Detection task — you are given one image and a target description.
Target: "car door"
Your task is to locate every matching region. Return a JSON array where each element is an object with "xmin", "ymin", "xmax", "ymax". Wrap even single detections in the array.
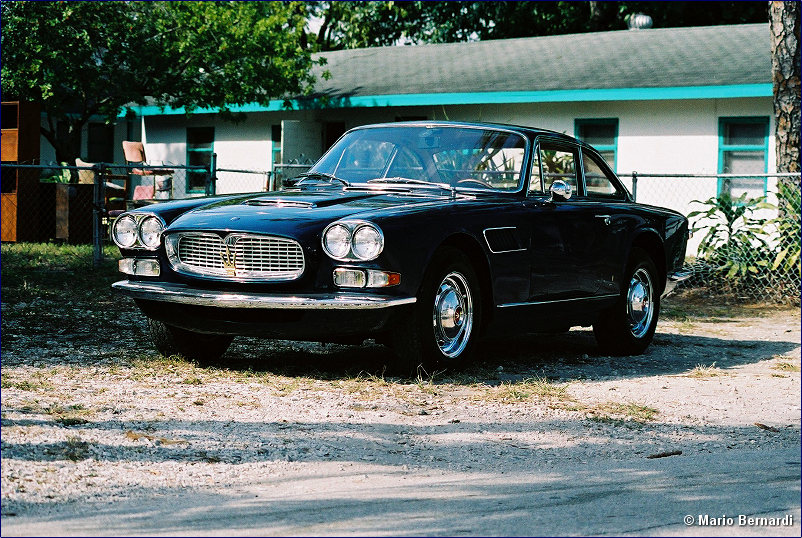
[
  {"xmin": 525, "ymin": 139, "xmax": 600, "ymax": 301},
  {"xmin": 576, "ymin": 147, "xmax": 633, "ymax": 296}
]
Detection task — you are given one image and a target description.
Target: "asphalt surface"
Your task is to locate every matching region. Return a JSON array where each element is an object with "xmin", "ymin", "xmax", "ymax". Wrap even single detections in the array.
[{"xmin": 3, "ymin": 447, "xmax": 799, "ymax": 536}]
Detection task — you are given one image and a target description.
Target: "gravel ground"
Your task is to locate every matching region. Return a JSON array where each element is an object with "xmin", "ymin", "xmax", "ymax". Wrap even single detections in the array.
[{"xmin": 1, "ymin": 290, "xmax": 800, "ymax": 535}]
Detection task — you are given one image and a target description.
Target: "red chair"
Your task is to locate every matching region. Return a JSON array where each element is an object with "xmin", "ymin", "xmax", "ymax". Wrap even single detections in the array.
[{"xmin": 122, "ymin": 141, "xmax": 174, "ymax": 202}]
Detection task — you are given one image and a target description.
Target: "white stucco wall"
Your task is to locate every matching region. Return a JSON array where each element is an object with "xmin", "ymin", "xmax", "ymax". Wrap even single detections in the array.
[{"xmin": 131, "ymin": 96, "xmax": 775, "ymax": 252}]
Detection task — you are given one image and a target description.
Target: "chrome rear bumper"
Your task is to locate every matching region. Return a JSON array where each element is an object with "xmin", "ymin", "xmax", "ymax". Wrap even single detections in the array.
[{"xmin": 112, "ymin": 280, "xmax": 416, "ymax": 310}]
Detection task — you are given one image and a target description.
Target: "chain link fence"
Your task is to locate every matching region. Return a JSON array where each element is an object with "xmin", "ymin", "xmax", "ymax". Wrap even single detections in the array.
[
  {"xmin": 2, "ymin": 160, "xmax": 799, "ymax": 304},
  {"xmin": 626, "ymin": 172, "xmax": 801, "ymax": 305}
]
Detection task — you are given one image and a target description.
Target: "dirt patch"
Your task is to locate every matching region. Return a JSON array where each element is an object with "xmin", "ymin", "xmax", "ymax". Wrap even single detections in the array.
[{"xmin": 1, "ymin": 249, "xmax": 800, "ymax": 534}]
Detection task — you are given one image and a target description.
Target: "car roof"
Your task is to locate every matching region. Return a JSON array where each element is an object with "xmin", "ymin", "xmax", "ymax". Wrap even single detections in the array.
[{"xmin": 349, "ymin": 120, "xmax": 579, "ymax": 145}]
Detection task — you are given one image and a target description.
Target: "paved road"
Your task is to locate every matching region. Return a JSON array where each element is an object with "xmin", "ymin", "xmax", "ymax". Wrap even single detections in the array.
[{"xmin": 4, "ymin": 447, "xmax": 799, "ymax": 536}]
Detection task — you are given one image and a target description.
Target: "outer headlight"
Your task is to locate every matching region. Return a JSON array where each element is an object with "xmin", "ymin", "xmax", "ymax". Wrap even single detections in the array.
[
  {"xmin": 138, "ymin": 216, "xmax": 164, "ymax": 249},
  {"xmin": 351, "ymin": 224, "xmax": 383, "ymax": 260},
  {"xmin": 112, "ymin": 215, "xmax": 138, "ymax": 248},
  {"xmin": 323, "ymin": 224, "xmax": 352, "ymax": 259}
]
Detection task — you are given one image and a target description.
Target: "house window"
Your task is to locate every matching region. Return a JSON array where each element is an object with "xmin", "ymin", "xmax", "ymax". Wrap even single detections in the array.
[
  {"xmin": 271, "ymin": 124, "xmax": 282, "ymax": 166},
  {"xmin": 718, "ymin": 117, "xmax": 769, "ymax": 199},
  {"xmin": 187, "ymin": 127, "xmax": 214, "ymax": 193},
  {"xmin": 87, "ymin": 122, "xmax": 114, "ymax": 162},
  {"xmin": 575, "ymin": 119, "xmax": 618, "ymax": 171}
]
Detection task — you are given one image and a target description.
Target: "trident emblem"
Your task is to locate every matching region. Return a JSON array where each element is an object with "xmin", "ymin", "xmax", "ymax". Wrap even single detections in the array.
[{"xmin": 221, "ymin": 245, "xmax": 237, "ymax": 276}]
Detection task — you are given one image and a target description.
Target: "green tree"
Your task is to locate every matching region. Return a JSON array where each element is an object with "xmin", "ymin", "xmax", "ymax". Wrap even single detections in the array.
[
  {"xmin": 1, "ymin": 1, "xmax": 322, "ymax": 164},
  {"xmin": 310, "ymin": 1, "xmax": 767, "ymax": 50}
]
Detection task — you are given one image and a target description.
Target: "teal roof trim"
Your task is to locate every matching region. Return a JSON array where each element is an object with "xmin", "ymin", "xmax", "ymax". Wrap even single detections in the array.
[{"xmin": 125, "ymin": 83, "xmax": 772, "ymax": 117}]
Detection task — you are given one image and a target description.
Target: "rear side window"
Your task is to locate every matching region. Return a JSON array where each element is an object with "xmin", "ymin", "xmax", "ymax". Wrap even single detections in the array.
[{"xmin": 582, "ymin": 151, "xmax": 624, "ymax": 199}]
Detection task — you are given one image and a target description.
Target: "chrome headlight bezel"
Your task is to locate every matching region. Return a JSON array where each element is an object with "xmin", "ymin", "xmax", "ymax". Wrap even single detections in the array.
[
  {"xmin": 322, "ymin": 220, "xmax": 384, "ymax": 262},
  {"xmin": 111, "ymin": 212, "xmax": 165, "ymax": 250}
]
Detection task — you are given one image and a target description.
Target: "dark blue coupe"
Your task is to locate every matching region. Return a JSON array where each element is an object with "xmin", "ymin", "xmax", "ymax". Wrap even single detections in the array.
[{"xmin": 112, "ymin": 121, "xmax": 689, "ymax": 372}]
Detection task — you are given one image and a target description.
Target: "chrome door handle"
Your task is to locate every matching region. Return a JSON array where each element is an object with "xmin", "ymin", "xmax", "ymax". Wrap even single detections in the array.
[{"xmin": 595, "ymin": 215, "xmax": 611, "ymax": 225}]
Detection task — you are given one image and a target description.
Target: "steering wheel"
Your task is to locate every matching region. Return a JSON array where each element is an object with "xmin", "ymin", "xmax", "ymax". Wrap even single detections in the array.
[{"xmin": 456, "ymin": 178, "xmax": 493, "ymax": 188}]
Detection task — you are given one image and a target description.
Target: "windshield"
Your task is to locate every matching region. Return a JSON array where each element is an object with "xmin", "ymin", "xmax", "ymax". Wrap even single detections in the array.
[{"xmin": 308, "ymin": 125, "xmax": 527, "ymax": 191}]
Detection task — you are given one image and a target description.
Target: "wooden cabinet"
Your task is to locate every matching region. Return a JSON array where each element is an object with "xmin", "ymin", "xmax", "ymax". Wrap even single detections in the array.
[{"xmin": 2, "ymin": 100, "xmax": 41, "ymax": 242}]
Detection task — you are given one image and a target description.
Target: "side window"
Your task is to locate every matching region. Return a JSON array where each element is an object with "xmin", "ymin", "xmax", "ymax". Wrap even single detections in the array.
[
  {"xmin": 583, "ymin": 151, "xmax": 623, "ymax": 199},
  {"xmin": 539, "ymin": 144, "xmax": 578, "ymax": 195}
]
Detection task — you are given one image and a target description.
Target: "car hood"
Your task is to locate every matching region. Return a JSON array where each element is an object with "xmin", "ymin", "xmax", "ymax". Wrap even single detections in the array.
[{"xmin": 164, "ymin": 189, "xmax": 453, "ymax": 236}]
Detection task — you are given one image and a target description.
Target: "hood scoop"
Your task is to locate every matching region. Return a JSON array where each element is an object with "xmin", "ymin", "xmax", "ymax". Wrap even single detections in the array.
[{"xmin": 243, "ymin": 199, "xmax": 315, "ymax": 208}]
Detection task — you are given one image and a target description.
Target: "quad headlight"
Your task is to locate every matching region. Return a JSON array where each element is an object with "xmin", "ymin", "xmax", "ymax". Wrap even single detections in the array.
[
  {"xmin": 111, "ymin": 213, "xmax": 165, "ymax": 250},
  {"xmin": 138, "ymin": 216, "xmax": 164, "ymax": 248},
  {"xmin": 322, "ymin": 221, "xmax": 384, "ymax": 261},
  {"xmin": 112, "ymin": 215, "xmax": 138, "ymax": 248}
]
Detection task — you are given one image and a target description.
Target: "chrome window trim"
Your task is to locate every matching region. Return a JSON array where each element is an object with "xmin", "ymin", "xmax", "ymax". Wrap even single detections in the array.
[
  {"xmin": 165, "ymin": 231, "xmax": 305, "ymax": 282},
  {"xmin": 482, "ymin": 226, "xmax": 526, "ymax": 254}
]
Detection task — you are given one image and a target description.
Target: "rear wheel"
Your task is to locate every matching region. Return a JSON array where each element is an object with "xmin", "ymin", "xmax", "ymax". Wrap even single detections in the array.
[
  {"xmin": 593, "ymin": 247, "xmax": 660, "ymax": 355},
  {"xmin": 147, "ymin": 318, "xmax": 233, "ymax": 363},
  {"xmin": 390, "ymin": 247, "xmax": 481, "ymax": 375}
]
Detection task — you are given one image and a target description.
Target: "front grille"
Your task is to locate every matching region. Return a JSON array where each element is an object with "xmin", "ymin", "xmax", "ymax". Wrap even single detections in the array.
[{"xmin": 167, "ymin": 232, "xmax": 305, "ymax": 281}]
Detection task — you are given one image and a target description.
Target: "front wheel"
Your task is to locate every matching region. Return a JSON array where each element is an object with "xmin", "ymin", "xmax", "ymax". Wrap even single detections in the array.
[
  {"xmin": 593, "ymin": 248, "xmax": 660, "ymax": 355},
  {"xmin": 390, "ymin": 247, "xmax": 481, "ymax": 375},
  {"xmin": 147, "ymin": 318, "xmax": 233, "ymax": 363}
]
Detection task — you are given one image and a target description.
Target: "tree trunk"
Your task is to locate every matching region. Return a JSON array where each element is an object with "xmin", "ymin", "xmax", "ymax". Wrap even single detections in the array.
[{"xmin": 770, "ymin": 1, "xmax": 800, "ymax": 177}]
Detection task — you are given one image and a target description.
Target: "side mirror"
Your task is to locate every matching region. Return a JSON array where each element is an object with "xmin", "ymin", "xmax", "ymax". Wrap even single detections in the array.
[{"xmin": 549, "ymin": 180, "xmax": 572, "ymax": 201}]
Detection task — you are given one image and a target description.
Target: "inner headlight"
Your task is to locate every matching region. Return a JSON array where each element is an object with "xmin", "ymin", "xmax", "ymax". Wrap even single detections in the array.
[
  {"xmin": 352, "ymin": 224, "xmax": 383, "ymax": 260},
  {"xmin": 112, "ymin": 215, "xmax": 137, "ymax": 248},
  {"xmin": 323, "ymin": 224, "xmax": 352, "ymax": 259},
  {"xmin": 138, "ymin": 216, "xmax": 164, "ymax": 249}
]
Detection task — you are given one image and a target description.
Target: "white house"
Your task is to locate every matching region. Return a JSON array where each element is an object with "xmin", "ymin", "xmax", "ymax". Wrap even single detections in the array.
[{"xmin": 42, "ymin": 22, "xmax": 776, "ymax": 246}]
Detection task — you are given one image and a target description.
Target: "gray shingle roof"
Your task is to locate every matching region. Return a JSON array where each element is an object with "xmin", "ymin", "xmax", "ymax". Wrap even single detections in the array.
[{"xmin": 312, "ymin": 23, "xmax": 769, "ymax": 97}]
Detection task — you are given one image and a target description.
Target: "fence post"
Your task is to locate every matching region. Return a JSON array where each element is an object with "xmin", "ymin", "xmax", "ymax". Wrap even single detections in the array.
[
  {"xmin": 92, "ymin": 164, "xmax": 105, "ymax": 268},
  {"xmin": 632, "ymin": 171, "xmax": 638, "ymax": 202}
]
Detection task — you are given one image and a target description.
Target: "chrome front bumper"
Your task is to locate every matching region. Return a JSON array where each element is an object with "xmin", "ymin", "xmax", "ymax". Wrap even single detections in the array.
[
  {"xmin": 112, "ymin": 280, "xmax": 417, "ymax": 310},
  {"xmin": 662, "ymin": 270, "xmax": 692, "ymax": 297}
]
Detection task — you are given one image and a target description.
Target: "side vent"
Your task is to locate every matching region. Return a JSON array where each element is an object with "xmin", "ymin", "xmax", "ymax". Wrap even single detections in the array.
[{"xmin": 483, "ymin": 227, "xmax": 524, "ymax": 253}]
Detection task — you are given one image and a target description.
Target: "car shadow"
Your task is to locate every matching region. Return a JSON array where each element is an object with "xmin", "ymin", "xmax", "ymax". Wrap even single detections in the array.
[{"xmin": 216, "ymin": 326, "xmax": 798, "ymax": 384}]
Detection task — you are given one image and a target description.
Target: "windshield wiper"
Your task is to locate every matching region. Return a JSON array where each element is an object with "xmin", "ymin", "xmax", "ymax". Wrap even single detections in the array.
[
  {"xmin": 295, "ymin": 171, "xmax": 350, "ymax": 186},
  {"xmin": 367, "ymin": 177, "xmax": 452, "ymax": 191}
]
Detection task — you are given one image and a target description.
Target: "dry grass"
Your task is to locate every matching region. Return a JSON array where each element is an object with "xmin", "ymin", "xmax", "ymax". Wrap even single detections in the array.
[
  {"xmin": 586, "ymin": 401, "xmax": 659, "ymax": 424},
  {"xmin": 686, "ymin": 363, "xmax": 730, "ymax": 378},
  {"xmin": 772, "ymin": 361, "xmax": 800, "ymax": 373}
]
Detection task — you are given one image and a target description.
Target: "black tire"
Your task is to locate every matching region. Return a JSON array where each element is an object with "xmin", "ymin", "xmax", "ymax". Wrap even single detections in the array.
[
  {"xmin": 390, "ymin": 247, "xmax": 481, "ymax": 375},
  {"xmin": 593, "ymin": 247, "xmax": 660, "ymax": 355},
  {"xmin": 147, "ymin": 318, "xmax": 233, "ymax": 363}
]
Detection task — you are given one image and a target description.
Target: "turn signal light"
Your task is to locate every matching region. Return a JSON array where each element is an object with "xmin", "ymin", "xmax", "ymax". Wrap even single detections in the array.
[
  {"xmin": 333, "ymin": 268, "xmax": 400, "ymax": 288},
  {"xmin": 119, "ymin": 258, "xmax": 161, "ymax": 277}
]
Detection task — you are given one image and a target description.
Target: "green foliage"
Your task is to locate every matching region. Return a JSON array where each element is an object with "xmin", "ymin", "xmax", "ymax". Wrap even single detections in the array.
[
  {"xmin": 688, "ymin": 193, "xmax": 771, "ymax": 280},
  {"xmin": 1, "ymin": 1, "xmax": 322, "ymax": 163},
  {"xmin": 765, "ymin": 181, "xmax": 801, "ymax": 274},
  {"xmin": 309, "ymin": 1, "xmax": 767, "ymax": 50}
]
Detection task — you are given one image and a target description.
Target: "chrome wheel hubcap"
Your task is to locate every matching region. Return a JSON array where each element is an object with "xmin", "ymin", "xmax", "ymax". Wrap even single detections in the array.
[
  {"xmin": 627, "ymin": 268, "xmax": 654, "ymax": 338},
  {"xmin": 433, "ymin": 272, "xmax": 473, "ymax": 358}
]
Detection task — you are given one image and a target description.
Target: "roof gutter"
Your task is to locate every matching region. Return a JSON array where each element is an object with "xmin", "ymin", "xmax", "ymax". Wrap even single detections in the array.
[{"xmin": 122, "ymin": 83, "xmax": 772, "ymax": 117}]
